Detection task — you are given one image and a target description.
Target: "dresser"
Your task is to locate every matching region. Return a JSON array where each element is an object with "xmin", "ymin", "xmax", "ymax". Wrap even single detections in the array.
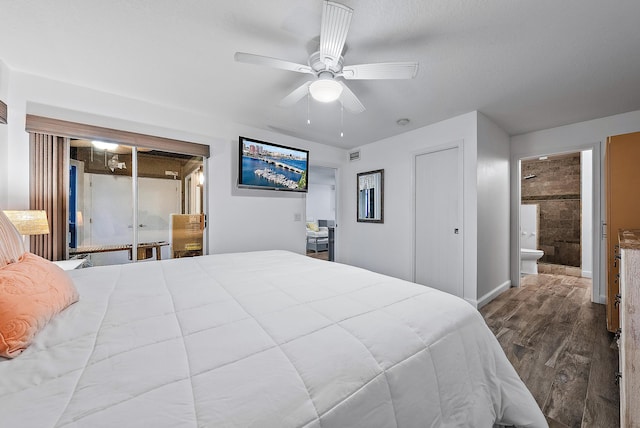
[
  {"xmin": 605, "ymin": 131, "xmax": 640, "ymax": 332},
  {"xmin": 618, "ymin": 230, "xmax": 640, "ymax": 427}
]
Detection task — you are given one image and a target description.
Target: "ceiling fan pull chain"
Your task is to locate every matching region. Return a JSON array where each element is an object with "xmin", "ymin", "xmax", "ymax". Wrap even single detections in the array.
[
  {"xmin": 340, "ymin": 103, "xmax": 344, "ymax": 138},
  {"xmin": 307, "ymin": 93, "xmax": 311, "ymax": 125}
]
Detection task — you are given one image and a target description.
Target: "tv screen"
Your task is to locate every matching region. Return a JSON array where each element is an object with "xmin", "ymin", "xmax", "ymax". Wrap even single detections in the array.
[{"xmin": 238, "ymin": 136, "xmax": 309, "ymax": 192}]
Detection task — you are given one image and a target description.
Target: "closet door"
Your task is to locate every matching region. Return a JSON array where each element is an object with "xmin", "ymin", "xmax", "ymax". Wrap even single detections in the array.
[
  {"xmin": 606, "ymin": 131, "xmax": 640, "ymax": 332},
  {"xmin": 414, "ymin": 146, "xmax": 463, "ymax": 297}
]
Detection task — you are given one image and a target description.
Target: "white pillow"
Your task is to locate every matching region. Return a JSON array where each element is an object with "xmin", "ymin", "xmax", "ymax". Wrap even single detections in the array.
[{"xmin": 0, "ymin": 211, "xmax": 26, "ymax": 266}]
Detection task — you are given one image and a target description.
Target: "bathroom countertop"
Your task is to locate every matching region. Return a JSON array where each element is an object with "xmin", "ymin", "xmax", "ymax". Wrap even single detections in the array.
[{"xmin": 619, "ymin": 230, "xmax": 640, "ymax": 250}]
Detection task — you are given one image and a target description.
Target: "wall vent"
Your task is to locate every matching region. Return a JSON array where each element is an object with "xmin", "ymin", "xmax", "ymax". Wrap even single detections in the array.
[{"xmin": 349, "ymin": 150, "xmax": 361, "ymax": 161}]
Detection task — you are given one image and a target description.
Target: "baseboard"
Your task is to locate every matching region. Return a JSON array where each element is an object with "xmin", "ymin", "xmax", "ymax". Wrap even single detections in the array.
[
  {"xmin": 464, "ymin": 298, "xmax": 478, "ymax": 308},
  {"xmin": 581, "ymin": 269, "xmax": 593, "ymax": 278},
  {"xmin": 477, "ymin": 280, "xmax": 512, "ymax": 309}
]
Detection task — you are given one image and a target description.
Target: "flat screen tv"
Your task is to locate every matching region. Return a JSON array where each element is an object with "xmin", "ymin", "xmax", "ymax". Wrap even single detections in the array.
[{"xmin": 238, "ymin": 136, "xmax": 309, "ymax": 192}]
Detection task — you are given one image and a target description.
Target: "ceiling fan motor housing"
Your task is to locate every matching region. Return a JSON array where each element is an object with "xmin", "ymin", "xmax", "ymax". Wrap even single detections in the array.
[
  {"xmin": 309, "ymin": 51, "xmax": 344, "ymax": 75},
  {"xmin": 233, "ymin": 0, "xmax": 417, "ymax": 113}
]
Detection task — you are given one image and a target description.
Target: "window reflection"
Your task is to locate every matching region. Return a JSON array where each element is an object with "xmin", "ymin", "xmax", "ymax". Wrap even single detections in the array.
[{"xmin": 68, "ymin": 140, "xmax": 205, "ymax": 266}]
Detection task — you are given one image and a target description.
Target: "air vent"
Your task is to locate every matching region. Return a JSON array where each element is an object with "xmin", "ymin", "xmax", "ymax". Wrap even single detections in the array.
[{"xmin": 349, "ymin": 150, "xmax": 360, "ymax": 161}]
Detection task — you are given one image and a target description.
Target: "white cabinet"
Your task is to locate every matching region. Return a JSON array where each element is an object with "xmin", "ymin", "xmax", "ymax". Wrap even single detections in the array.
[{"xmin": 619, "ymin": 230, "xmax": 640, "ymax": 427}]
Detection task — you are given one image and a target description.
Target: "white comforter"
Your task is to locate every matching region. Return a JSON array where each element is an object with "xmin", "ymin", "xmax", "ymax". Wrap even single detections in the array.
[{"xmin": 0, "ymin": 251, "xmax": 546, "ymax": 427}]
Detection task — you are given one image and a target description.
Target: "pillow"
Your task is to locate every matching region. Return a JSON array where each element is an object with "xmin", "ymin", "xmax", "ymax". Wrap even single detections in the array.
[
  {"xmin": 306, "ymin": 221, "xmax": 319, "ymax": 232},
  {"xmin": 0, "ymin": 252, "xmax": 79, "ymax": 358},
  {"xmin": 0, "ymin": 210, "xmax": 26, "ymax": 267}
]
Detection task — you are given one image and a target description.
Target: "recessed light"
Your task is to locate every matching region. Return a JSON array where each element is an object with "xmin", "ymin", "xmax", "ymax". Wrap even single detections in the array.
[{"xmin": 396, "ymin": 118, "xmax": 410, "ymax": 126}]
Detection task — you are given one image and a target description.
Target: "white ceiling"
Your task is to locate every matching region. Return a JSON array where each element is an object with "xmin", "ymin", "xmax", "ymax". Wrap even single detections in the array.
[{"xmin": 1, "ymin": 0, "xmax": 639, "ymax": 149}]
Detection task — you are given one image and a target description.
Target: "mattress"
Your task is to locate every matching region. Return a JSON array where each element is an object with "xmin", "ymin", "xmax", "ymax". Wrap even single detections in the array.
[{"xmin": 0, "ymin": 250, "xmax": 546, "ymax": 427}]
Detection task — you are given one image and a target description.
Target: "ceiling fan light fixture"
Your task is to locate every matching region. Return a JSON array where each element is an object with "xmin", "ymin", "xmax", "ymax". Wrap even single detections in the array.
[
  {"xmin": 309, "ymin": 77, "xmax": 343, "ymax": 103},
  {"xmin": 92, "ymin": 140, "xmax": 119, "ymax": 151}
]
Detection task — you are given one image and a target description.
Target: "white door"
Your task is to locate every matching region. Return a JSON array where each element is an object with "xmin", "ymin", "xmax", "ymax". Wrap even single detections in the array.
[{"xmin": 414, "ymin": 146, "xmax": 463, "ymax": 297}]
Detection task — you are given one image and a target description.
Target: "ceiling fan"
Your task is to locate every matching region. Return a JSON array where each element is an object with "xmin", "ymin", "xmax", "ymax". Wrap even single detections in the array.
[{"xmin": 234, "ymin": 0, "xmax": 419, "ymax": 114}]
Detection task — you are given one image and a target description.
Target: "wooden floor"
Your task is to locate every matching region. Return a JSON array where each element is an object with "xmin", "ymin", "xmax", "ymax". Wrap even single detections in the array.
[
  {"xmin": 306, "ymin": 250, "xmax": 329, "ymax": 261},
  {"xmin": 480, "ymin": 273, "xmax": 620, "ymax": 427}
]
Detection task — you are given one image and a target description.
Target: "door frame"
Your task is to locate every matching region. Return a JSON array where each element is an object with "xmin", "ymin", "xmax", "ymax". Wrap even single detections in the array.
[
  {"xmin": 411, "ymin": 140, "xmax": 465, "ymax": 298},
  {"xmin": 510, "ymin": 142, "xmax": 602, "ymax": 304}
]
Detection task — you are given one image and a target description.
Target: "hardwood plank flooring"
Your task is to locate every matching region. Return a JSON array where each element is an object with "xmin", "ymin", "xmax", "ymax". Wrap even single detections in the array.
[
  {"xmin": 480, "ymin": 273, "xmax": 619, "ymax": 427},
  {"xmin": 306, "ymin": 250, "xmax": 329, "ymax": 261}
]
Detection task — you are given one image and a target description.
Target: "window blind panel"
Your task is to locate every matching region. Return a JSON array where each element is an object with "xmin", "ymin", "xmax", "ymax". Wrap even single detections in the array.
[
  {"xmin": 26, "ymin": 114, "xmax": 210, "ymax": 158},
  {"xmin": 29, "ymin": 133, "xmax": 69, "ymax": 261},
  {"xmin": 0, "ymin": 100, "xmax": 7, "ymax": 124}
]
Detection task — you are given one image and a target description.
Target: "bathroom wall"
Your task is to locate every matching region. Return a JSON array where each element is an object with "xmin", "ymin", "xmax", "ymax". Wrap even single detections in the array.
[
  {"xmin": 520, "ymin": 204, "xmax": 539, "ymax": 250},
  {"xmin": 521, "ymin": 153, "xmax": 581, "ymax": 267}
]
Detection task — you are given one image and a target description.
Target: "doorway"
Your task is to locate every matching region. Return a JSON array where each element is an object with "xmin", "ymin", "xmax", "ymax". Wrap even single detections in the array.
[
  {"xmin": 305, "ymin": 165, "xmax": 337, "ymax": 261},
  {"xmin": 517, "ymin": 149, "xmax": 597, "ymax": 301},
  {"xmin": 413, "ymin": 145, "xmax": 463, "ymax": 297}
]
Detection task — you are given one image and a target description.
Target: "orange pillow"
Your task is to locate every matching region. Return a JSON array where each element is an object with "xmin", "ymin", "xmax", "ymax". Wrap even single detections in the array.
[{"xmin": 0, "ymin": 252, "xmax": 79, "ymax": 358}]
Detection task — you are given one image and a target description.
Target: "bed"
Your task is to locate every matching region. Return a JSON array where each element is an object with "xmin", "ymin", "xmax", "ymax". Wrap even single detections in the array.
[{"xmin": 0, "ymin": 250, "xmax": 547, "ymax": 427}]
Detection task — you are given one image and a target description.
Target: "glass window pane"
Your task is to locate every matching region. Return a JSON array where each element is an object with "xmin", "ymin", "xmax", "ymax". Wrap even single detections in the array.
[
  {"xmin": 69, "ymin": 141, "xmax": 206, "ymax": 265},
  {"xmin": 69, "ymin": 139, "xmax": 134, "ymax": 266},
  {"xmin": 136, "ymin": 149, "xmax": 204, "ymax": 261}
]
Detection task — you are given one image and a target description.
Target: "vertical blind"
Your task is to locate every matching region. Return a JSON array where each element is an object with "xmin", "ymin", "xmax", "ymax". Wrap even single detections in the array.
[
  {"xmin": 0, "ymin": 99, "xmax": 7, "ymax": 124},
  {"xmin": 29, "ymin": 133, "xmax": 69, "ymax": 261}
]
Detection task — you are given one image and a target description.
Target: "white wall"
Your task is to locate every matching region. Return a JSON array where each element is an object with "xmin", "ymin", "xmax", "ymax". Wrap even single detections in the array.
[
  {"xmin": 1, "ymin": 69, "xmax": 345, "ymax": 256},
  {"xmin": 510, "ymin": 109, "xmax": 640, "ymax": 303},
  {"xmin": 581, "ymin": 150, "xmax": 593, "ymax": 278},
  {"xmin": 476, "ymin": 113, "xmax": 511, "ymax": 306},
  {"xmin": 339, "ymin": 111, "xmax": 480, "ymax": 303},
  {"xmin": 306, "ymin": 183, "xmax": 335, "ymax": 221},
  {"xmin": 216, "ymin": 125, "xmax": 344, "ymax": 255}
]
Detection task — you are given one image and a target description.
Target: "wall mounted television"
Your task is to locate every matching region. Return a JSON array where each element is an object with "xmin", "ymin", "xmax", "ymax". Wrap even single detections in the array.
[{"xmin": 238, "ymin": 136, "xmax": 309, "ymax": 192}]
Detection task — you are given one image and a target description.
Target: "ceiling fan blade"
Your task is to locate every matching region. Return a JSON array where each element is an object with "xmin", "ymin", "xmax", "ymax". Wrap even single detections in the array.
[
  {"xmin": 341, "ymin": 62, "xmax": 419, "ymax": 80},
  {"xmin": 339, "ymin": 81, "xmax": 365, "ymax": 114},
  {"xmin": 234, "ymin": 52, "xmax": 313, "ymax": 74},
  {"xmin": 319, "ymin": 1, "xmax": 353, "ymax": 67},
  {"xmin": 279, "ymin": 81, "xmax": 312, "ymax": 107}
]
